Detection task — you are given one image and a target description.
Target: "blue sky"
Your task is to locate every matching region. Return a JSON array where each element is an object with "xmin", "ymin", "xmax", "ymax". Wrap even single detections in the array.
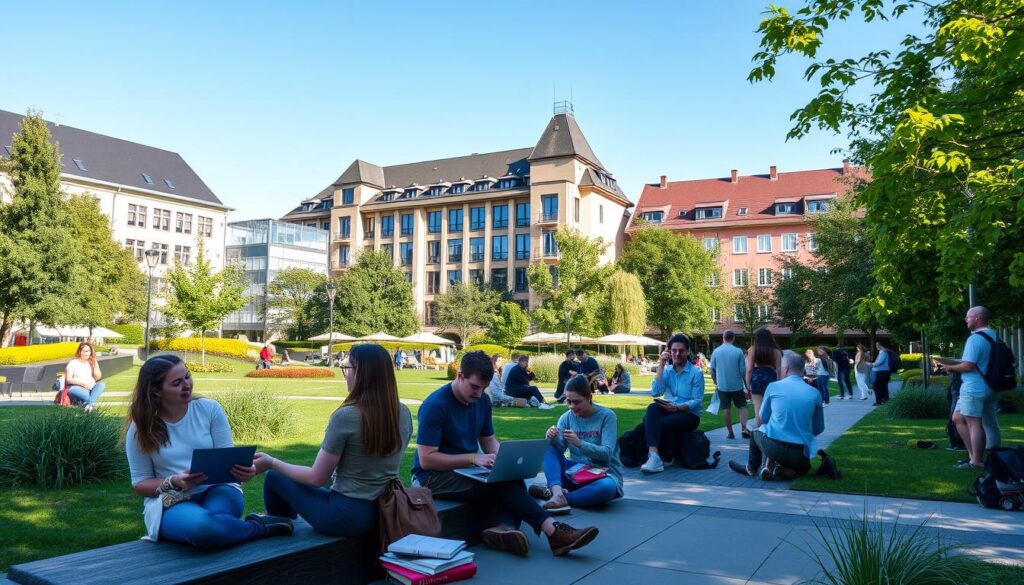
[{"xmin": 2, "ymin": 1, "xmax": 919, "ymax": 220}]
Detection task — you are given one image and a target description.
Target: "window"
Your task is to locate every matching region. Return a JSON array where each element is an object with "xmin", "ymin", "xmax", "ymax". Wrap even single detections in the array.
[
  {"xmin": 703, "ymin": 237, "xmax": 719, "ymax": 251},
  {"xmin": 174, "ymin": 245, "xmax": 191, "ymax": 265},
  {"xmin": 758, "ymin": 305, "xmax": 772, "ymax": 320},
  {"xmin": 734, "ymin": 304, "xmax": 744, "ymax": 323},
  {"xmin": 498, "ymin": 178, "xmax": 517, "ymax": 189},
  {"xmin": 472, "ymin": 181, "xmax": 491, "ymax": 192},
  {"xmin": 639, "ymin": 211, "xmax": 664, "ymax": 223},
  {"xmin": 469, "ymin": 269, "xmax": 484, "ymax": 285},
  {"xmin": 732, "ymin": 236, "xmax": 748, "ymax": 254},
  {"xmin": 405, "ymin": 271, "xmax": 413, "ymax": 283},
  {"xmin": 342, "ymin": 188, "xmax": 354, "ymax": 205},
  {"xmin": 339, "ymin": 217, "xmax": 351, "ymax": 238},
  {"xmin": 427, "ymin": 186, "xmax": 444, "ymax": 197},
  {"xmin": 448, "ymin": 269, "xmax": 462, "ymax": 284},
  {"xmin": 339, "ymin": 245, "xmax": 350, "ymax": 266},
  {"xmin": 428, "ymin": 211, "xmax": 442, "ymax": 233},
  {"xmin": 491, "ymin": 268, "xmax": 508, "ymax": 289},
  {"xmin": 128, "ymin": 204, "xmax": 147, "ymax": 227},
  {"xmin": 380, "ymin": 244, "xmax": 393, "ymax": 262},
  {"xmin": 381, "ymin": 215, "xmax": 394, "ymax": 237},
  {"xmin": 175, "ymin": 212, "xmax": 193, "ymax": 234},
  {"xmin": 696, "ymin": 206, "xmax": 723, "ymax": 220},
  {"xmin": 400, "ymin": 242, "xmax": 413, "ymax": 265},
  {"xmin": 733, "ymin": 268, "xmax": 749, "ymax": 287},
  {"xmin": 152, "ymin": 242, "xmax": 169, "ymax": 265},
  {"xmin": 492, "ymin": 204, "xmax": 508, "ymax": 229},
  {"xmin": 515, "ymin": 234, "xmax": 530, "ymax": 260},
  {"xmin": 782, "ymin": 266, "xmax": 793, "ymax": 279},
  {"xmin": 757, "ymin": 234, "xmax": 772, "ymax": 253},
  {"xmin": 775, "ymin": 203, "xmax": 797, "ymax": 215},
  {"xmin": 492, "ymin": 235, "xmax": 508, "ymax": 261},
  {"xmin": 599, "ymin": 205, "xmax": 604, "ymax": 224},
  {"xmin": 164, "ymin": 179, "xmax": 176, "ymax": 190},
  {"xmin": 198, "ymin": 216, "xmax": 213, "ymax": 237},
  {"xmin": 427, "ymin": 241, "xmax": 441, "ymax": 263},
  {"xmin": 781, "ymin": 233, "xmax": 798, "ymax": 252},
  {"xmin": 807, "ymin": 233, "xmax": 818, "ymax": 251},
  {"xmin": 758, "ymin": 268, "xmax": 773, "ymax": 287},
  {"xmin": 400, "ymin": 213, "xmax": 414, "ymax": 236},
  {"xmin": 541, "ymin": 194, "xmax": 558, "ymax": 222},
  {"xmin": 516, "ymin": 202, "xmax": 530, "ymax": 227},
  {"xmin": 514, "ymin": 267, "xmax": 529, "ymax": 292},
  {"xmin": 549, "ymin": 265, "xmax": 559, "ymax": 288},
  {"xmin": 737, "ymin": 207, "xmax": 748, "ymax": 216},
  {"xmin": 807, "ymin": 199, "xmax": 831, "ymax": 213},
  {"xmin": 450, "ymin": 184, "xmax": 465, "ymax": 195},
  {"xmin": 448, "ymin": 208, "xmax": 463, "ymax": 232},
  {"xmin": 709, "ymin": 272, "xmax": 719, "ymax": 287},
  {"xmin": 711, "ymin": 307, "xmax": 722, "ymax": 323},
  {"xmin": 573, "ymin": 197, "xmax": 580, "ymax": 223},
  {"xmin": 470, "ymin": 206, "xmax": 486, "ymax": 231},
  {"xmin": 125, "ymin": 239, "xmax": 145, "ymax": 260},
  {"xmin": 402, "ymin": 189, "xmax": 418, "ymax": 199},
  {"xmin": 322, "ymin": 222, "xmax": 330, "ymax": 231},
  {"xmin": 469, "ymin": 237, "xmax": 484, "ymax": 262},
  {"xmin": 153, "ymin": 208, "xmax": 171, "ymax": 231},
  {"xmin": 542, "ymin": 230, "xmax": 558, "ymax": 257},
  {"xmin": 448, "ymin": 239, "xmax": 463, "ymax": 262},
  {"xmin": 141, "ymin": 173, "xmax": 154, "ymax": 185},
  {"xmin": 426, "ymin": 271, "xmax": 441, "ymax": 294},
  {"xmin": 73, "ymin": 159, "xmax": 88, "ymax": 171},
  {"xmin": 363, "ymin": 217, "xmax": 375, "ymax": 238},
  {"xmin": 381, "ymin": 192, "xmax": 394, "ymax": 201}
]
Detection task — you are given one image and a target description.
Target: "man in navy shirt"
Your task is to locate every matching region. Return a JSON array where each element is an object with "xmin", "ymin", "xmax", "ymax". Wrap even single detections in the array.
[{"xmin": 413, "ymin": 351, "xmax": 599, "ymax": 557}]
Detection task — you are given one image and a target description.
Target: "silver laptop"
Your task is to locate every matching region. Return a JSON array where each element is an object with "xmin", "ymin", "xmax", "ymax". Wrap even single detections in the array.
[{"xmin": 454, "ymin": 439, "xmax": 548, "ymax": 483}]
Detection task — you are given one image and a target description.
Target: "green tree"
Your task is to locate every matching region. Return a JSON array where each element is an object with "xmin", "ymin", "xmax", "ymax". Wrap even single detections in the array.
[
  {"xmin": 311, "ymin": 250, "xmax": 417, "ymax": 338},
  {"xmin": 731, "ymin": 282, "xmax": 772, "ymax": 338},
  {"xmin": 434, "ymin": 282, "xmax": 501, "ymax": 348},
  {"xmin": 162, "ymin": 238, "xmax": 247, "ymax": 364},
  {"xmin": 750, "ymin": 0, "xmax": 1024, "ymax": 327},
  {"xmin": 488, "ymin": 302, "xmax": 530, "ymax": 352},
  {"xmin": 0, "ymin": 111, "xmax": 74, "ymax": 345},
  {"xmin": 266, "ymin": 267, "xmax": 326, "ymax": 340},
  {"xmin": 528, "ymin": 229, "xmax": 612, "ymax": 338},
  {"xmin": 772, "ymin": 260, "xmax": 818, "ymax": 347},
  {"xmin": 618, "ymin": 225, "xmax": 721, "ymax": 337},
  {"xmin": 604, "ymin": 270, "xmax": 647, "ymax": 335}
]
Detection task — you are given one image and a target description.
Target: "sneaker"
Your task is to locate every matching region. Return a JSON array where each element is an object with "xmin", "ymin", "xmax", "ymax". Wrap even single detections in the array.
[
  {"xmin": 759, "ymin": 463, "xmax": 774, "ymax": 482},
  {"xmin": 641, "ymin": 452, "xmax": 664, "ymax": 474},
  {"xmin": 773, "ymin": 466, "xmax": 798, "ymax": 481},
  {"xmin": 528, "ymin": 397, "xmax": 541, "ymax": 407},
  {"xmin": 528, "ymin": 484, "xmax": 552, "ymax": 500},
  {"xmin": 547, "ymin": 522, "xmax": 599, "ymax": 557},
  {"xmin": 482, "ymin": 526, "xmax": 530, "ymax": 557},
  {"xmin": 245, "ymin": 513, "xmax": 294, "ymax": 538},
  {"xmin": 954, "ymin": 460, "xmax": 982, "ymax": 470},
  {"xmin": 728, "ymin": 460, "xmax": 753, "ymax": 477},
  {"xmin": 542, "ymin": 492, "xmax": 571, "ymax": 515},
  {"xmin": 538, "ymin": 402, "xmax": 555, "ymax": 410},
  {"xmin": 83, "ymin": 404, "xmax": 95, "ymax": 413}
]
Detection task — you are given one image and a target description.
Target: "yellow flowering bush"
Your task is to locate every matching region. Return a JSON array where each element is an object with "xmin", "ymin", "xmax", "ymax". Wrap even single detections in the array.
[
  {"xmin": 149, "ymin": 338, "xmax": 258, "ymax": 360},
  {"xmin": 0, "ymin": 342, "xmax": 81, "ymax": 365}
]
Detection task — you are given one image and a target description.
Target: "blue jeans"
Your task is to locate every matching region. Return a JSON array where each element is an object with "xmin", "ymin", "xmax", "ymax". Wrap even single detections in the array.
[
  {"xmin": 836, "ymin": 369, "xmax": 853, "ymax": 398},
  {"xmin": 816, "ymin": 375, "xmax": 831, "ymax": 404},
  {"xmin": 541, "ymin": 445, "xmax": 619, "ymax": 507},
  {"xmin": 263, "ymin": 469, "xmax": 376, "ymax": 537},
  {"xmin": 159, "ymin": 485, "xmax": 263, "ymax": 548},
  {"xmin": 67, "ymin": 382, "xmax": 105, "ymax": 406}
]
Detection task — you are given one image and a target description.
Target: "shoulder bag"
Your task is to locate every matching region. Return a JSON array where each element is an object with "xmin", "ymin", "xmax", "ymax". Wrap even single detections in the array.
[{"xmin": 378, "ymin": 479, "xmax": 442, "ymax": 553}]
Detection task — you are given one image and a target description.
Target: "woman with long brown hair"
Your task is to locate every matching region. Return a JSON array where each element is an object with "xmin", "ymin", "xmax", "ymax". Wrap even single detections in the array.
[
  {"xmin": 252, "ymin": 343, "xmax": 413, "ymax": 536},
  {"xmin": 745, "ymin": 328, "xmax": 782, "ymax": 427},
  {"xmin": 65, "ymin": 342, "xmax": 105, "ymax": 411},
  {"xmin": 125, "ymin": 354, "xmax": 291, "ymax": 547}
]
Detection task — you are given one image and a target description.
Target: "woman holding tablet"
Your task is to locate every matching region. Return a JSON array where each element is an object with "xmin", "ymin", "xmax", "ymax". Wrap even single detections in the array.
[
  {"xmin": 125, "ymin": 354, "xmax": 292, "ymax": 548},
  {"xmin": 252, "ymin": 343, "xmax": 413, "ymax": 536}
]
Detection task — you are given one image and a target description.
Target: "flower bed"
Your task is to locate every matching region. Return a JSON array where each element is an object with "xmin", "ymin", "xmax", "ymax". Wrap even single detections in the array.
[
  {"xmin": 0, "ymin": 342, "xmax": 81, "ymax": 365},
  {"xmin": 149, "ymin": 338, "xmax": 258, "ymax": 360},
  {"xmin": 244, "ymin": 367, "xmax": 335, "ymax": 378}
]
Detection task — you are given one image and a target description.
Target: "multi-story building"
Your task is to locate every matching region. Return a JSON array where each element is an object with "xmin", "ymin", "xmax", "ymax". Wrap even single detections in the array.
[
  {"xmin": 0, "ymin": 109, "xmax": 231, "ymax": 300},
  {"xmin": 222, "ymin": 219, "xmax": 328, "ymax": 342},
  {"xmin": 281, "ymin": 110, "xmax": 633, "ymax": 330},
  {"xmin": 629, "ymin": 163, "xmax": 860, "ymax": 337}
]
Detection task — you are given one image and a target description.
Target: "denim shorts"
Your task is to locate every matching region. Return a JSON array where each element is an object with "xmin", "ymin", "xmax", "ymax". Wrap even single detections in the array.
[
  {"xmin": 955, "ymin": 390, "xmax": 992, "ymax": 418},
  {"xmin": 750, "ymin": 367, "xmax": 776, "ymax": 396}
]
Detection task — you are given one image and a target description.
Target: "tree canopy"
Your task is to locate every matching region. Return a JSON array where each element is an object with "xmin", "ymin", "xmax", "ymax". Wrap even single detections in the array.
[
  {"xmin": 488, "ymin": 301, "xmax": 530, "ymax": 350},
  {"xmin": 604, "ymin": 270, "xmax": 647, "ymax": 335},
  {"xmin": 266, "ymin": 267, "xmax": 326, "ymax": 340},
  {"xmin": 434, "ymin": 282, "xmax": 500, "ymax": 348},
  {"xmin": 528, "ymin": 228, "xmax": 612, "ymax": 337},
  {"xmin": 312, "ymin": 250, "xmax": 417, "ymax": 337}
]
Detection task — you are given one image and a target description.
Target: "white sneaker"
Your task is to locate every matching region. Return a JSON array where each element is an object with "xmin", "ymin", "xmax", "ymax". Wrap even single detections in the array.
[
  {"xmin": 84, "ymin": 404, "xmax": 95, "ymax": 413},
  {"xmin": 641, "ymin": 452, "xmax": 664, "ymax": 474},
  {"xmin": 528, "ymin": 397, "xmax": 541, "ymax": 407},
  {"xmin": 538, "ymin": 403, "xmax": 554, "ymax": 410}
]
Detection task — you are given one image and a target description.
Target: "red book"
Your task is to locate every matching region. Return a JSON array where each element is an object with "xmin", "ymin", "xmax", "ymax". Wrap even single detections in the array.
[{"xmin": 383, "ymin": 562, "xmax": 477, "ymax": 585}]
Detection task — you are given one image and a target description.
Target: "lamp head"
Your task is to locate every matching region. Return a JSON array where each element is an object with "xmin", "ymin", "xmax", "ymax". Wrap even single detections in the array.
[
  {"xmin": 326, "ymin": 281, "xmax": 337, "ymax": 302},
  {"xmin": 144, "ymin": 248, "xmax": 160, "ymax": 268}
]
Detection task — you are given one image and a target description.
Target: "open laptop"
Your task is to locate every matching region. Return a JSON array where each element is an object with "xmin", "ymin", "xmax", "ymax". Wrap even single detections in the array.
[{"xmin": 454, "ymin": 439, "xmax": 548, "ymax": 483}]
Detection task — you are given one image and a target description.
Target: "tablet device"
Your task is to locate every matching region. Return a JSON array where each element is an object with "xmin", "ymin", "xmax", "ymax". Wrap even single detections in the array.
[{"xmin": 189, "ymin": 446, "xmax": 256, "ymax": 485}]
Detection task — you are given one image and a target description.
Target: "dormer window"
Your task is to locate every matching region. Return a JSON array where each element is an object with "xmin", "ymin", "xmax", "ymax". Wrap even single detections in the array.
[
  {"xmin": 775, "ymin": 203, "xmax": 798, "ymax": 215},
  {"xmin": 401, "ymin": 189, "xmax": 418, "ymax": 199},
  {"xmin": 806, "ymin": 199, "xmax": 832, "ymax": 213},
  {"xmin": 450, "ymin": 184, "xmax": 465, "ymax": 195},
  {"xmin": 73, "ymin": 159, "xmax": 88, "ymax": 171},
  {"xmin": 737, "ymin": 207, "xmax": 748, "ymax": 216},
  {"xmin": 427, "ymin": 186, "xmax": 444, "ymax": 197},
  {"xmin": 639, "ymin": 211, "xmax": 664, "ymax": 223},
  {"xmin": 498, "ymin": 178, "xmax": 517, "ymax": 189},
  {"xmin": 695, "ymin": 206, "xmax": 723, "ymax": 220},
  {"xmin": 381, "ymin": 193, "xmax": 395, "ymax": 202},
  {"xmin": 472, "ymin": 182, "xmax": 491, "ymax": 192}
]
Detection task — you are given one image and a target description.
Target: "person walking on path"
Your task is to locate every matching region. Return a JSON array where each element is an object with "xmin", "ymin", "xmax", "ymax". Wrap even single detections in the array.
[
  {"xmin": 710, "ymin": 331, "xmax": 749, "ymax": 439},
  {"xmin": 746, "ymin": 328, "xmax": 782, "ymax": 427},
  {"xmin": 259, "ymin": 343, "xmax": 273, "ymax": 369},
  {"xmin": 853, "ymin": 343, "xmax": 872, "ymax": 401},
  {"xmin": 832, "ymin": 346, "xmax": 854, "ymax": 400},
  {"xmin": 945, "ymin": 306, "xmax": 1002, "ymax": 470},
  {"xmin": 815, "ymin": 347, "xmax": 834, "ymax": 406},
  {"xmin": 871, "ymin": 340, "xmax": 894, "ymax": 405}
]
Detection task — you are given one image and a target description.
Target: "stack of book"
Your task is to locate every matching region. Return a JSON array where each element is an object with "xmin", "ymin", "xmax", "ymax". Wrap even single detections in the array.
[{"xmin": 381, "ymin": 534, "xmax": 477, "ymax": 585}]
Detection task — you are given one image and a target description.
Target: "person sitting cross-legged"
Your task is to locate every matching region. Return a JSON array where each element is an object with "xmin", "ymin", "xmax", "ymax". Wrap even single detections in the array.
[
  {"xmin": 505, "ymin": 355, "xmax": 554, "ymax": 409},
  {"xmin": 640, "ymin": 333, "xmax": 705, "ymax": 474},
  {"xmin": 412, "ymin": 351, "xmax": 599, "ymax": 557},
  {"xmin": 729, "ymin": 350, "xmax": 825, "ymax": 481},
  {"xmin": 532, "ymin": 374, "xmax": 624, "ymax": 514}
]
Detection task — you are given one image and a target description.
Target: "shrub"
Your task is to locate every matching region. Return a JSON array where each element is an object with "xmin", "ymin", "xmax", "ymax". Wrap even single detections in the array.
[
  {"xmin": 149, "ymin": 337, "xmax": 258, "ymax": 360},
  {"xmin": 106, "ymin": 323, "xmax": 144, "ymax": 345},
  {"xmin": 216, "ymin": 390, "xmax": 296, "ymax": 442},
  {"xmin": 887, "ymin": 387, "xmax": 949, "ymax": 419},
  {"xmin": 328, "ymin": 341, "xmax": 443, "ymax": 353},
  {"xmin": 186, "ymin": 361, "xmax": 234, "ymax": 373},
  {"xmin": 900, "ymin": 353, "xmax": 924, "ymax": 370},
  {"xmin": 245, "ymin": 367, "xmax": 336, "ymax": 378},
  {"xmin": 529, "ymin": 353, "xmax": 564, "ymax": 383},
  {"xmin": 0, "ymin": 342, "xmax": 81, "ymax": 365},
  {"xmin": 0, "ymin": 409, "xmax": 127, "ymax": 489}
]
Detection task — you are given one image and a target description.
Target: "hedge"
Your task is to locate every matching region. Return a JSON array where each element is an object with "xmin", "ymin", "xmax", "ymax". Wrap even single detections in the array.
[
  {"xmin": 149, "ymin": 338, "xmax": 258, "ymax": 360},
  {"xmin": 277, "ymin": 340, "xmax": 445, "ymax": 353},
  {"xmin": 186, "ymin": 361, "xmax": 234, "ymax": 373},
  {"xmin": 106, "ymin": 323, "xmax": 144, "ymax": 345},
  {"xmin": 0, "ymin": 342, "xmax": 81, "ymax": 365},
  {"xmin": 245, "ymin": 367, "xmax": 336, "ymax": 378}
]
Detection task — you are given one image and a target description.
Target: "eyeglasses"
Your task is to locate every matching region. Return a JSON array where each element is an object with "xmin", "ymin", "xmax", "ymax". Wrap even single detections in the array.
[
  {"xmin": 339, "ymin": 365, "xmax": 353, "ymax": 372},
  {"xmin": 668, "ymin": 349, "xmax": 687, "ymax": 354}
]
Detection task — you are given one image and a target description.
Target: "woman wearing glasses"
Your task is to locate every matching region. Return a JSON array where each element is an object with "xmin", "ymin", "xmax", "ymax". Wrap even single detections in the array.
[{"xmin": 251, "ymin": 343, "xmax": 413, "ymax": 536}]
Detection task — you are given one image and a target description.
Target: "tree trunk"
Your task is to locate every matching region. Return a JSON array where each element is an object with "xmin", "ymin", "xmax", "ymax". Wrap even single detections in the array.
[
  {"xmin": 0, "ymin": 312, "xmax": 11, "ymax": 348},
  {"xmin": 28, "ymin": 319, "xmax": 35, "ymax": 346},
  {"xmin": 868, "ymin": 327, "xmax": 877, "ymax": 354},
  {"xmin": 201, "ymin": 330, "xmax": 206, "ymax": 366}
]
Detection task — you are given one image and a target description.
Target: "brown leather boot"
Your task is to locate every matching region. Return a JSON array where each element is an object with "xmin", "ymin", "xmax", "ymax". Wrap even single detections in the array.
[
  {"xmin": 482, "ymin": 526, "xmax": 530, "ymax": 557},
  {"xmin": 547, "ymin": 522, "xmax": 599, "ymax": 556}
]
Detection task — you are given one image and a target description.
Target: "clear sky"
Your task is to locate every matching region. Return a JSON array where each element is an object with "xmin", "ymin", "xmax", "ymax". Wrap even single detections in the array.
[{"xmin": 2, "ymin": 1, "xmax": 918, "ymax": 219}]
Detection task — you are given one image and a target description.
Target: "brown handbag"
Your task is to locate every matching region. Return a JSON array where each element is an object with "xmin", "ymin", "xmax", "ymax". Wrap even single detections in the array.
[{"xmin": 377, "ymin": 479, "xmax": 442, "ymax": 552}]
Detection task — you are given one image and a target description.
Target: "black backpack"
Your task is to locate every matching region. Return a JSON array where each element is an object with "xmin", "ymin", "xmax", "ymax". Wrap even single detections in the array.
[
  {"xmin": 885, "ymin": 349, "xmax": 903, "ymax": 372},
  {"xmin": 617, "ymin": 423, "xmax": 648, "ymax": 468},
  {"xmin": 678, "ymin": 431, "xmax": 721, "ymax": 470},
  {"xmin": 974, "ymin": 331, "xmax": 1018, "ymax": 391},
  {"xmin": 969, "ymin": 447, "xmax": 1024, "ymax": 511}
]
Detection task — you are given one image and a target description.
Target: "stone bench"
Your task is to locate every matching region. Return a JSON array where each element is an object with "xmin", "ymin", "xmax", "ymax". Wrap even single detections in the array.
[
  {"xmin": 4, "ymin": 500, "xmax": 478, "ymax": 585},
  {"xmin": 0, "ymin": 354, "xmax": 133, "ymax": 394}
]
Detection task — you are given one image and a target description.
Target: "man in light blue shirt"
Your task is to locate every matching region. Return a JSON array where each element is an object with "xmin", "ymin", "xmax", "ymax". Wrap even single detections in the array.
[
  {"xmin": 729, "ymin": 350, "xmax": 824, "ymax": 481},
  {"xmin": 710, "ymin": 330, "xmax": 749, "ymax": 440},
  {"xmin": 641, "ymin": 333, "xmax": 705, "ymax": 474},
  {"xmin": 946, "ymin": 306, "xmax": 1001, "ymax": 470}
]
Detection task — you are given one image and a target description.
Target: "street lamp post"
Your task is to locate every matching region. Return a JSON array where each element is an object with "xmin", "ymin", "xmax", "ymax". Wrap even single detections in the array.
[
  {"xmin": 144, "ymin": 249, "xmax": 161, "ymax": 360},
  {"xmin": 326, "ymin": 281, "xmax": 337, "ymax": 367}
]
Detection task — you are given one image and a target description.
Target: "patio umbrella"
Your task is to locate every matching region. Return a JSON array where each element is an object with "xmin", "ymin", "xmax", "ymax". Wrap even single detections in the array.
[
  {"xmin": 358, "ymin": 331, "xmax": 401, "ymax": 342},
  {"xmin": 307, "ymin": 332, "xmax": 356, "ymax": 342},
  {"xmin": 400, "ymin": 332, "xmax": 456, "ymax": 345}
]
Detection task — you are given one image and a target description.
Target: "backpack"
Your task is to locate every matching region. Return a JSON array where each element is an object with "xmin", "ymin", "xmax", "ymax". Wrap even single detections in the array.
[
  {"xmin": 616, "ymin": 424, "xmax": 721, "ymax": 470},
  {"xmin": 968, "ymin": 447, "xmax": 1024, "ymax": 511},
  {"xmin": 885, "ymin": 349, "xmax": 903, "ymax": 372},
  {"xmin": 617, "ymin": 423, "xmax": 648, "ymax": 468},
  {"xmin": 678, "ymin": 432, "xmax": 721, "ymax": 469},
  {"xmin": 974, "ymin": 331, "xmax": 1018, "ymax": 391}
]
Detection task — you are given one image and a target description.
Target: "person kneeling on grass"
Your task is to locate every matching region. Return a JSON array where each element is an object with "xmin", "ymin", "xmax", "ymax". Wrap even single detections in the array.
[
  {"xmin": 729, "ymin": 350, "xmax": 825, "ymax": 481},
  {"xmin": 532, "ymin": 375, "xmax": 623, "ymax": 514},
  {"xmin": 252, "ymin": 344, "xmax": 413, "ymax": 536},
  {"xmin": 125, "ymin": 354, "xmax": 292, "ymax": 548}
]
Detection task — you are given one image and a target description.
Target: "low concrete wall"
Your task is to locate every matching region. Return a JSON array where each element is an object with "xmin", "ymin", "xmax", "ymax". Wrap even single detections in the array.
[{"xmin": 0, "ymin": 354, "xmax": 133, "ymax": 394}]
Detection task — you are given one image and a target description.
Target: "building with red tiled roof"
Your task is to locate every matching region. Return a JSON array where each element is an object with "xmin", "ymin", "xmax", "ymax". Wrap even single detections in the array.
[{"xmin": 629, "ymin": 162, "xmax": 866, "ymax": 339}]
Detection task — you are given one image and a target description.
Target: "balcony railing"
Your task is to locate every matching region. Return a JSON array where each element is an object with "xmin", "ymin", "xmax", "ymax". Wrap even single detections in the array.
[
  {"xmin": 516, "ymin": 218, "xmax": 530, "ymax": 228},
  {"xmin": 537, "ymin": 212, "xmax": 558, "ymax": 224},
  {"xmin": 534, "ymin": 246, "xmax": 560, "ymax": 260},
  {"xmin": 515, "ymin": 251, "xmax": 530, "ymax": 261},
  {"xmin": 334, "ymin": 232, "xmax": 351, "ymax": 241},
  {"xmin": 364, "ymin": 230, "xmax": 375, "ymax": 238},
  {"xmin": 448, "ymin": 254, "xmax": 462, "ymax": 263}
]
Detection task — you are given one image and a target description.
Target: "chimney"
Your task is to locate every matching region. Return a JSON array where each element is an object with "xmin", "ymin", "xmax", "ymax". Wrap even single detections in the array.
[
  {"xmin": 842, "ymin": 159, "xmax": 851, "ymax": 175},
  {"xmin": 769, "ymin": 165, "xmax": 778, "ymax": 181},
  {"xmin": 730, "ymin": 169, "xmax": 738, "ymax": 184},
  {"xmin": 659, "ymin": 175, "xmax": 667, "ymax": 189}
]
